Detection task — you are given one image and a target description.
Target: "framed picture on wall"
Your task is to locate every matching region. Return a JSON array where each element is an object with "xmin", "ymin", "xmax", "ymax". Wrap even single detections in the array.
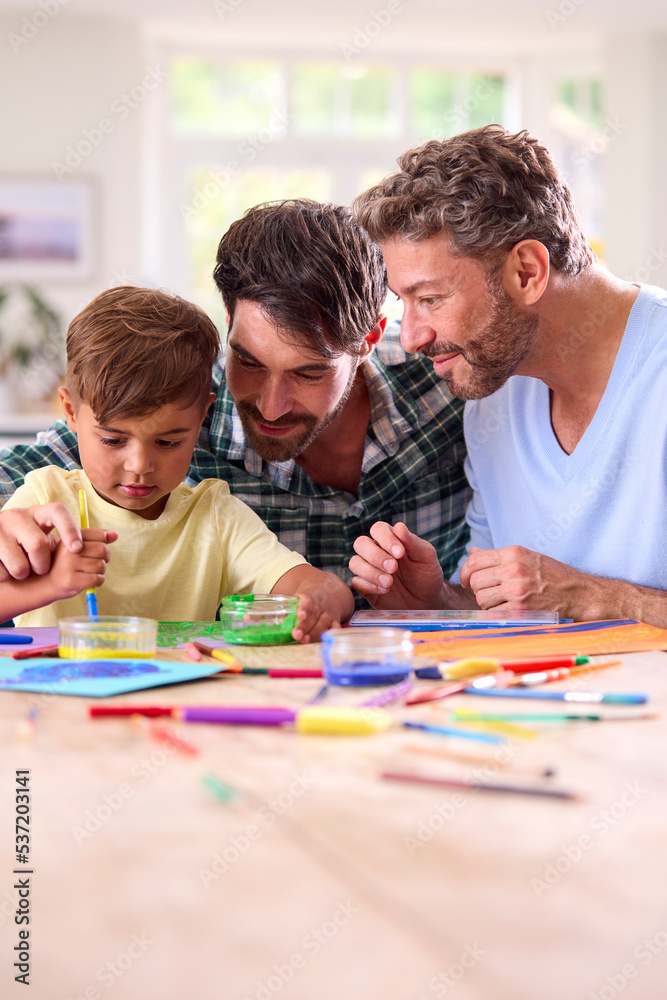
[{"xmin": 0, "ymin": 176, "xmax": 94, "ymax": 279}]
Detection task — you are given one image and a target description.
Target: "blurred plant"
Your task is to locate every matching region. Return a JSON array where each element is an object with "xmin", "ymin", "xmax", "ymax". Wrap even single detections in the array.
[{"xmin": 0, "ymin": 283, "xmax": 64, "ymax": 398}]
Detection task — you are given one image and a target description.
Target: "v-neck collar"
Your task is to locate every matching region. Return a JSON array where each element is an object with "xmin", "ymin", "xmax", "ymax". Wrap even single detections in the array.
[{"xmin": 533, "ymin": 285, "xmax": 649, "ymax": 480}]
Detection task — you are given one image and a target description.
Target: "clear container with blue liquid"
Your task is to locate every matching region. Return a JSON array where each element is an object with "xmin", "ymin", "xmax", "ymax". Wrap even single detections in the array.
[{"xmin": 321, "ymin": 627, "xmax": 413, "ymax": 686}]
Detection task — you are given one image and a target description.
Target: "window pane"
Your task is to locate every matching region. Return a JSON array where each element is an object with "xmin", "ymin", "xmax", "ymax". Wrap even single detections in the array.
[
  {"xmin": 184, "ymin": 166, "xmax": 332, "ymax": 328},
  {"xmin": 467, "ymin": 74, "xmax": 505, "ymax": 129},
  {"xmin": 170, "ymin": 57, "xmax": 284, "ymax": 137},
  {"xmin": 551, "ymin": 77, "xmax": 605, "ymax": 245},
  {"xmin": 291, "ymin": 61, "xmax": 397, "ymax": 138},
  {"xmin": 410, "ymin": 70, "xmax": 506, "ymax": 138},
  {"xmin": 291, "ymin": 63, "xmax": 338, "ymax": 136},
  {"xmin": 350, "ymin": 66, "xmax": 397, "ymax": 139},
  {"xmin": 410, "ymin": 69, "xmax": 457, "ymax": 138},
  {"xmin": 556, "ymin": 78, "xmax": 604, "ymax": 133}
]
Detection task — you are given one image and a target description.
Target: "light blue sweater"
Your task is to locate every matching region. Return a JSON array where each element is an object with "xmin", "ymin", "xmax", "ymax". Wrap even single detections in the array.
[{"xmin": 454, "ymin": 284, "xmax": 667, "ymax": 591}]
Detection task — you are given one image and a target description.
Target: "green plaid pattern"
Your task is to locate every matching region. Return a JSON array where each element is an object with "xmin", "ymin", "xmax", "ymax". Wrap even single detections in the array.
[{"xmin": 0, "ymin": 325, "xmax": 470, "ymax": 606}]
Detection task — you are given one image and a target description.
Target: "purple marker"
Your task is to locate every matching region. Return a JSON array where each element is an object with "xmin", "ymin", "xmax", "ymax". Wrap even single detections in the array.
[{"xmin": 179, "ymin": 706, "xmax": 296, "ymax": 726}]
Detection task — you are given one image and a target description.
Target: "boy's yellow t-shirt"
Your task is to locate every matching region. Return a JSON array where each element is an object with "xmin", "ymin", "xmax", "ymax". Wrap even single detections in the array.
[{"xmin": 3, "ymin": 468, "xmax": 307, "ymax": 625}]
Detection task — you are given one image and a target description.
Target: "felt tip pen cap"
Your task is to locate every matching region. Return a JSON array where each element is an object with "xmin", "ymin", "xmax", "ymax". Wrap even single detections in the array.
[
  {"xmin": 295, "ymin": 706, "xmax": 392, "ymax": 736},
  {"xmin": 439, "ymin": 657, "xmax": 500, "ymax": 680}
]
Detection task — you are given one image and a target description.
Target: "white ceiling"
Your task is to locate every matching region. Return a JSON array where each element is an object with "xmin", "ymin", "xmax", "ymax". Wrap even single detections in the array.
[{"xmin": 1, "ymin": 0, "xmax": 667, "ymax": 51}]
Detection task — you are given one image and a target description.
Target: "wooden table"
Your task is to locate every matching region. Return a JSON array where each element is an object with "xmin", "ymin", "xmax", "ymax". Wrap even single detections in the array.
[{"xmin": 1, "ymin": 636, "xmax": 666, "ymax": 1000}]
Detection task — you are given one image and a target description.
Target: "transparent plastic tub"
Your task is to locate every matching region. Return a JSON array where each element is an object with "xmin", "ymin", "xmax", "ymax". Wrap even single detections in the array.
[
  {"xmin": 58, "ymin": 617, "xmax": 157, "ymax": 659},
  {"xmin": 321, "ymin": 627, "xmax": 413, "ymax": 685},
  {"xmin": 218, "ymin": 594, "xmax": 298, "ymax": 645}
]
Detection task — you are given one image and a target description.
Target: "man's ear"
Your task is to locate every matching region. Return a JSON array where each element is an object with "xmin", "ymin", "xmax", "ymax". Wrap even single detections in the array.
[
  {"xmin": 501, "ymin": 240, "xmax": 550, "ymax": 306},
  {"xmin": 361, "ymin": 316, "xmax": 388, "ymax": 357},
  {"xmin": 58, "ymin": 387, "xmax": 78, "ymax": 433}
]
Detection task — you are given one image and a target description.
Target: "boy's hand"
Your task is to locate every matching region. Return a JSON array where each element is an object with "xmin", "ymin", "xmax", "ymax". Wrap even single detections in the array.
[
  {"xmin": 0, "ymin": 503, "xmax": 83, "ymax": 582},
  {"xmin": 48, "ymin": 528, "xmax": 118, "ymax": 602},
  {"xmin": 292, "ymin": 590, "xmax": 342, "ymax": 644},
  {"xmin": 271, "ymin": 565, "xmax": 355, "ymax": 643}
]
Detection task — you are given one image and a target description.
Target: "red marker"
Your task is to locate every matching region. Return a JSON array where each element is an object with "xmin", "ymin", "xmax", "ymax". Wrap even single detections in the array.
[
  {"xmin": 89, "ymin": 706, "xmax": 174, "ymax": 718},
  {"xmin": 498, "ymin": 656, "xmax": 590, "ymax": 673}
]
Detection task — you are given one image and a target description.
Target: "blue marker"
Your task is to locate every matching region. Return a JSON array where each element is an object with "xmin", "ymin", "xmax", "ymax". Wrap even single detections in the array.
[{"xmin": 78, "ymin": 489, "xmax": 98, "ymax": 617}]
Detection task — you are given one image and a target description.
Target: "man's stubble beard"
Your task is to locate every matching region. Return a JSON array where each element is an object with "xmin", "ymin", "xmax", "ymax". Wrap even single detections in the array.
[
  {"xmin": 237, "ymin": 363, "xmax": 360, "ymax": 462},
  {"xmin": 426, "ymin": 270, "xmax": 539, "ymax": 400}
]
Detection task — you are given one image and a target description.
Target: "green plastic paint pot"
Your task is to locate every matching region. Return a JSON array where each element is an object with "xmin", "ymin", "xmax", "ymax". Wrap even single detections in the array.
[{"xmin": 218, "ymin": 594, "xmax": 299, "ymax": 645}]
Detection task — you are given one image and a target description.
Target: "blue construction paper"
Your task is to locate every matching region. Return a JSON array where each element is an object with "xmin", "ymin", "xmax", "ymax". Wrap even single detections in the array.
[{"xmin": 0, "ymin": 657, "xmax": 223, "ymax": 697}]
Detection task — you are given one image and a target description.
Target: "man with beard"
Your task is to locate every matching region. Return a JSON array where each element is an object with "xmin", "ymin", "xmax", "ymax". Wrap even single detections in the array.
[
  {"xmin": 0, "ymin": 201, "xmax": 469, "ymax": 607},
  {"xmin": 349, "ymin": 125, "xmax": 667, "ymax": 626}
]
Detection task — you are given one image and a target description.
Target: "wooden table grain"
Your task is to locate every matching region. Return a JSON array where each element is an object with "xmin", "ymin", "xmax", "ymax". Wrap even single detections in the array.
[{"xmin": 1, "ymin": 636, "xmax": 666, "ymax": 1000}]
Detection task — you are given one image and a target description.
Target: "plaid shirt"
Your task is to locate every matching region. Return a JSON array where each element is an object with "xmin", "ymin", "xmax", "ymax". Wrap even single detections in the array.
[{"xmin": 0, "ymin": 325, "xmax": 470, "ymax": 606}]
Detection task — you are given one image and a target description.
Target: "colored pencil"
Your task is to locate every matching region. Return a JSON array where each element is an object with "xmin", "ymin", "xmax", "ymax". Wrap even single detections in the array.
[
  {"xmin": 184, "ymin": 642, "xmax": 202, "ymax": 662},
  {"xmin": 403, "ymin": 720, "xmax": 505, "ymax": 744},
  {"xmin": 359, "ymin": 677, "xmax": 413, "ymax": 707},
  {"xmin": 12, "ymin": 644, "xmax": 60, "ymax": 659},
  {"xmin": 202, "ymin": 772, "xmax": 237, "ymax": 803},
  {"xmin": 408, "ymin": 661, "xmax": 623, "ymax": 707},
  {"xmin": 382, "ymin": 770, "xmax": 578, "ymax": 800},
  {"xmin": 191, "ymin": 641, "xmax": 242, "ymax": 669},
  {"xmin": 148, "ymin": 722, "xmax": 200, "ymax": 756},
  {"xmin": 461, "ymin": 689, "xmax": 647, "ymax": 704},
  {"xmin": 452, "ymin": 710, "xmax": 657, "ymax": 722}
]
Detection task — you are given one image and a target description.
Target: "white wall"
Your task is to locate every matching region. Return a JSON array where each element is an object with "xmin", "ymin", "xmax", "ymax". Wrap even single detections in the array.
[
  {"xmin": 603, "ymin": 34, "xmax": 667, "ymax": 288},
  {"xmin": 2, "ymin": 5, "xmax": 667, "ymax": 332},
  {"xmin": 0, "ymin": 13, "xmax": 146, "ymax": 325}
]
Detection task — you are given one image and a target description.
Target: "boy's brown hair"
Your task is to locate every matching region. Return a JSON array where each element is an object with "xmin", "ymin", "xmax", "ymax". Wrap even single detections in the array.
[{"xmin": 66, "ymin": 286, "xmax": 220, "ymax": 423}]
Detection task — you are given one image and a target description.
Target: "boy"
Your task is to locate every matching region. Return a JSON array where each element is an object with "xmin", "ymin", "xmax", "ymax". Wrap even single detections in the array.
[{"xmin": 1, "ymin": 286, "xmax": 354, "ymax": 639}]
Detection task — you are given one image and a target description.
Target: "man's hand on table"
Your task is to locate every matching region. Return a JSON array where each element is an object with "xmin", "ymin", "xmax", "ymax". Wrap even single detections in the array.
[
  {"xmin": 460, "ymin": 544, "xmax": 667, "ymax": 626},
  {"xmin": 349, "ymin": 520, "xmax": 473, "ymax": 609}
]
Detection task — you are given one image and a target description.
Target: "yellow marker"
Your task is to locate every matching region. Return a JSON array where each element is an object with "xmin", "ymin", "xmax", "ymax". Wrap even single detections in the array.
[
  {"xmin": 78, "ymin": 489, "xmax": 98, "ymax": 616},
  {"xmin": 439, "ymin": 657, "xmax": 500, "ymax": 680},
  {"xmin": 295, "ymin": 706, "xmax": 393, "ymax": 736}
]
